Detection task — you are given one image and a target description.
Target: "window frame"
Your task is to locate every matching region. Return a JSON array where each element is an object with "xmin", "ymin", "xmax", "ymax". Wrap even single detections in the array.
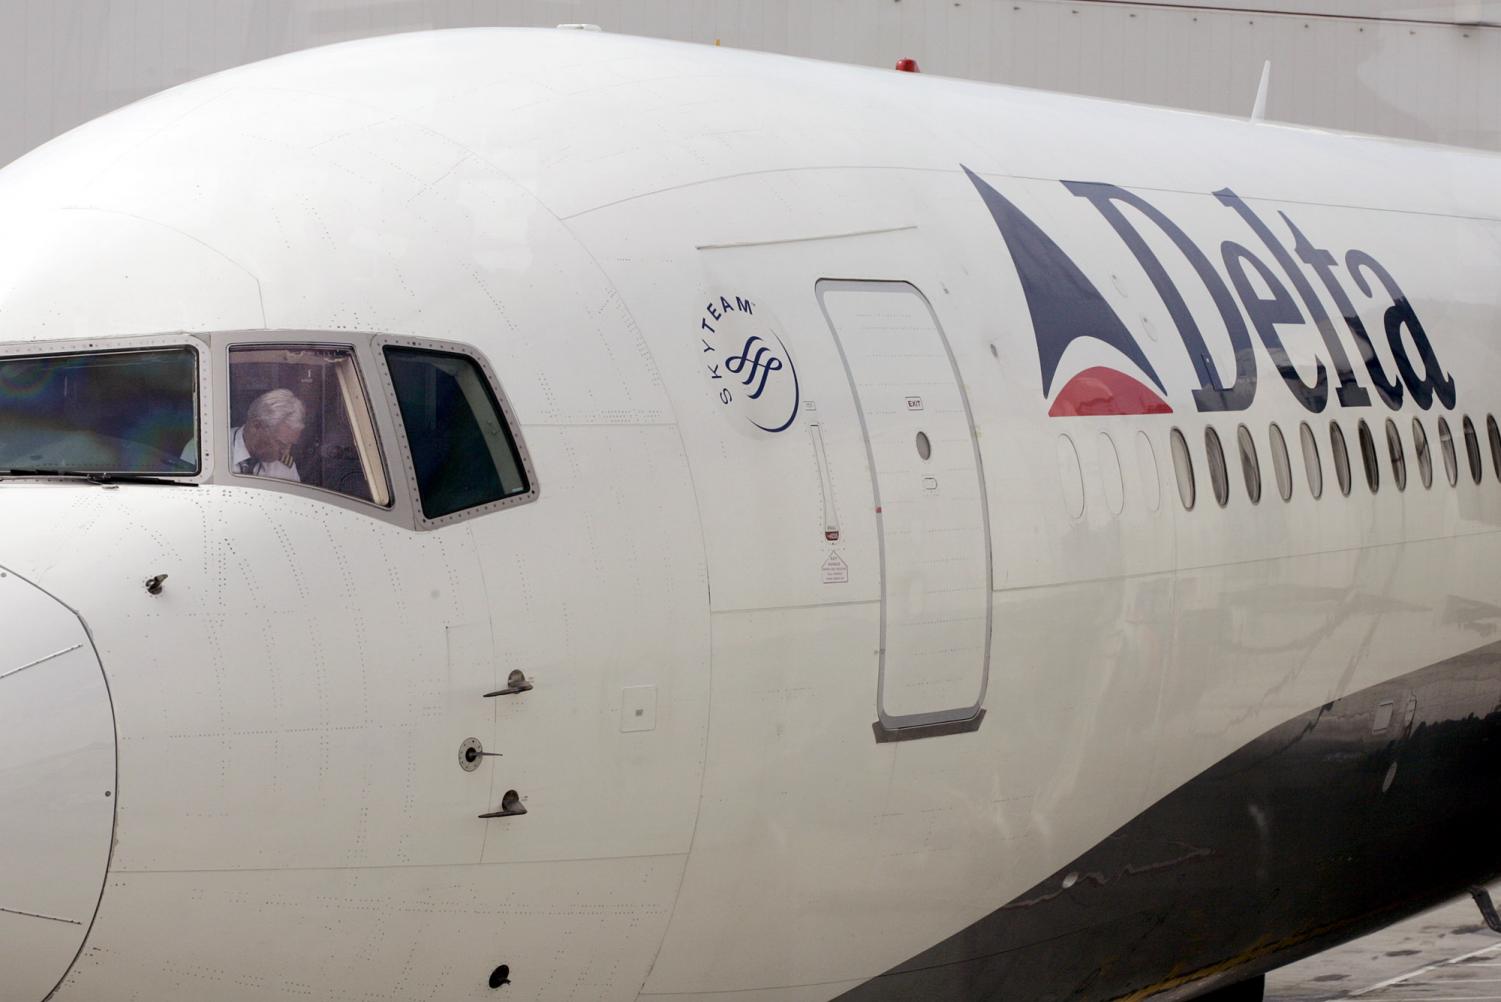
[
  {"xmin": 0, "ymin": 330, "xmax": 533, "ymax": 531},
  {"xmin": 0, "ymin": 331, "xmax": 212, "ymax": 482},
  {"xmin": 1268, "ymin": 422, "xmax": 1293, "ymax": 502},
  {"xmin": 1237, "ymin": 423, "xmax": 1262, "ymax": 505},
  {"xmin": 223, "ymin": 341, "xmax": 396, "ymax": 509},
  {"xmin": 1170, "ymin": 427, "xmax": 1196, "ymax": 511},
  {"xmin": 1463, "ymin": 415, "xmax": 1483, "ymax": 485},
  {"xmin": 1412, "ymin": 417, "xmax": 1433, "ymax": 490},
  {"xmin": 1356, "ymin": 419, "xmax": 1380, "ymax": 494},
  {"xmin": 1489, "ymin": 415, "xmax": 1501, "ymax": 483},
  {"xmin": 198, "ymin": 330, "xmax": 438, "ymax": 528},
  {"xmin": 1385, "ymin": 418, "xmax": 1407, "ymax": 492},
  {"xmin": 1205, "ymin": 426, "xmax": 1230, "ymax": 508},
  {"xmin": 1330, "ymin": 421, "xmax": 1353, "ymax": 497},
  {"xmin": 373, "ymin": 334, "xmax": 539, "ymax": 529},
  {"xmin": 1438, "ymin": 416, "xmax": 1459, "ymax": 487},
  {"xmin": 1300, "ymin": 421, "xmax": 1323, "ymax": 500}
]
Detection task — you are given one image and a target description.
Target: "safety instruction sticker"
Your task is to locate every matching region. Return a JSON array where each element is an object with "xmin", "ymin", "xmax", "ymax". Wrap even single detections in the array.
[{"xmin": 821, "ymin": 551, "xmax": 849, "ymax": 585}]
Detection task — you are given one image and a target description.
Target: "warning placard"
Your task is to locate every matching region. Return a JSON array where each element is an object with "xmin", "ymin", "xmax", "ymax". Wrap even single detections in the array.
[{"xmin": 821, "ymin": 551, "xmax": 849, "ymax": 585}]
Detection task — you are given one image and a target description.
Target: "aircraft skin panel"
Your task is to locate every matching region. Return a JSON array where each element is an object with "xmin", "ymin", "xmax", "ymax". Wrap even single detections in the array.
[
  {"xmin": 638, "ymin": 603, "xmax": 891, "ymax": 992},
  {"xmin": 0, "ymin": 487, "xmax": 500, "ymax": 875},
  {"xmin": 0, "ymin": 208, "xmax": 266, "ymax": 337},
  {"xmin": 0, "ymin": 26, "xmax": 1494, "ymax": 1002},
  {"xmin": 0, "ymin": 571, "xmax": 115, "ymax": 1002},
  {"xmin": 56, "ymin": 855, "xmax": 687, "ymax": 1000},
  {"xmin": 686, "ymin": 248, "xmax": 885, "ymax": 615},
  {"xmin": 468, "ymin": 424, "xmax": 711, "ymax": 865}
]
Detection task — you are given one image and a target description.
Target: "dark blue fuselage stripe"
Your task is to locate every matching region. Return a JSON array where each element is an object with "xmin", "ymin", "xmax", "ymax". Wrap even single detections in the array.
[{"xmin": 838, "ymin": 642, "xmax": 1501, "ymax": 1000}]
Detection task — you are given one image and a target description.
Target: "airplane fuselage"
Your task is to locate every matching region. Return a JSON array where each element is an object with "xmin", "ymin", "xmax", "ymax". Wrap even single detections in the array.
[{"xmin": 0, "ymin": 28, "xmax": 1498, "ymax": 1002}]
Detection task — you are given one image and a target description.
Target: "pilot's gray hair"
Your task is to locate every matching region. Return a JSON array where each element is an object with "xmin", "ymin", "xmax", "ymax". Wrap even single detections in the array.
[{"xmin": 247, "ymin": 388, "xmax": 305, "ymax": 429}]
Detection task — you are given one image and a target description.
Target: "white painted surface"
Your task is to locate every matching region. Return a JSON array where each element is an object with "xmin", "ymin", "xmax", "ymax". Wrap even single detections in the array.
[
  {"xmin": 0, "ymin": 569, "xmax": 113, "ymax": 1002},
  {"xmin": 0, "ymin": 26, "xmax": 1492, "ymax": 1002},
  {"xmin": 1, "ymin": 0, "xmax": 1501, "ymax": 170},
  {"xmin": 62, "ymin": 858, "xmax": 684, "ymax": 1000}
]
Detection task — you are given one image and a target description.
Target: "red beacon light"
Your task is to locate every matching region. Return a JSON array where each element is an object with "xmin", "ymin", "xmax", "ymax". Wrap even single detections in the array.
[{"xmin": 895, "ymin": 58, "xmax": 921, "ymax": 73}]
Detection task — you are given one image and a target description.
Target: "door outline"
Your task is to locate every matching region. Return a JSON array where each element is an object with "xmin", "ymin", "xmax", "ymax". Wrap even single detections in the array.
[{"xmin": 816, "ymin": 279, "xmax": 993, "ymax": 741}]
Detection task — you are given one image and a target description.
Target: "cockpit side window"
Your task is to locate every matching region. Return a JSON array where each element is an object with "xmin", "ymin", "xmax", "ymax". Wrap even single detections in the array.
[
  {"xmin": 382, "ymin": 346, "xmax": 531, "ymax": 521},
  {"xmin": 226, "ymin": 345, "xmax": 391, "ymax": 506},
  {"xmin": 0, "ymin": 346, "xmax": 198, "ymax": 476}
]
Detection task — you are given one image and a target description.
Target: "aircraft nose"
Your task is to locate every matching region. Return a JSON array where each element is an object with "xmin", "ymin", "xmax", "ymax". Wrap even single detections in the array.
[{"xmin": 0, "ymin": 569, "xmax": 117, "ymax": 1002}]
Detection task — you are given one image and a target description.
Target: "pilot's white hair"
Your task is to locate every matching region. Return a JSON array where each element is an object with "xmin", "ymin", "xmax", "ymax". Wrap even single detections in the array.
[{"xmin": 247, "ymin": 388, "xmax": 305, "ymax": 429}]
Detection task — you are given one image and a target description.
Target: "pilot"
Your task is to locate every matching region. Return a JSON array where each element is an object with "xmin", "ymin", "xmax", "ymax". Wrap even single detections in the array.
[{"xmin": 232, "ymin": 388, "xmax": 306, "ymax": 482}]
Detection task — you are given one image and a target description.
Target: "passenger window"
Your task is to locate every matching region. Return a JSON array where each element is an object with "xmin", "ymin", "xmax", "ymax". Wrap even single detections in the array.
[
  {"xmin": 1170, "ymin": 427, "xmax": 1195, "ymax": 511},
  {"xmin": 1300, "ymin": 422, "xmax": 1323, "ymax": 500},
  {"xmin": 227, "ymin": 346, "xmax": 391, "ymax": 505},
  {"xmin": 1236, "ymin": 424, "xmax": 1261, "ymax": 504},
  {"xmin": 1329, "ymin": 421, "xmax": 1352, "ymax": 497},
  {"xmin": 1438, "ymin": 417, "xmax": 1458, "ymax": 486},
  {"xmin": 1412, "ymin": 418, "xmax": 1433, "ymax": 489},
  {"xmin": 1356, "ymin": 420, "xmax": 1379, "ymax": 493},
  {"xmin": 1489, "ymin": 415, "xmax": 1501, "ymax": 482},
  {"xmin": 1268, "ymin": 423, "xmax": 1292, "ymax": 502},
  {"xmin": 384, "ymin": 347, "xmax": 531, "ymax": 520},
  {"xmin": 1463, "ymin": 415, "xmax": 1483, "ymax": 484},
  {"xmin": 1205, "ymin": 426, "xmax": 1230, "ymax": 508},
  {"xmin": 1385, "ymin": 419, "xmax": 1406, "ymax": 492}
]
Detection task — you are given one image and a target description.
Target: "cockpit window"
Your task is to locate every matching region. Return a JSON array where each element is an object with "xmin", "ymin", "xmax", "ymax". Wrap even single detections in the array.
[
  {"xmin": 227, "ymin": 345, "xmax": 391, "ymax": 506},
  {"xmin": 0, "ymin": 347, "xmax": 197, "ymax": 474},
  {"xmin": 384, "ymin": 347, "xmax": 530, "ymax": 519}
]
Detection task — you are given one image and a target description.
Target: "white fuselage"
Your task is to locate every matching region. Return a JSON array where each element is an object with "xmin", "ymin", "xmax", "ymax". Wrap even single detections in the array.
[{"xmin": 0, "ymin": 28, "xmax": 1498, "ymax": 1002}]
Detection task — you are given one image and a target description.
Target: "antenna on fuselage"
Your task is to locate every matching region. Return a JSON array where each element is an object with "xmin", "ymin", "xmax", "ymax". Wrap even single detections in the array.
[{"xmin": 1250, "ymin": 60, "xmax": 1271, "ymax": 123}]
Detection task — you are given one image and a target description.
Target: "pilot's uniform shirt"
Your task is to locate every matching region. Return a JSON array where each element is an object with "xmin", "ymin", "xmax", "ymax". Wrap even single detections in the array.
[{"xmin": 230, "ymin": 426, "xmax": 300, "ymax": 482}]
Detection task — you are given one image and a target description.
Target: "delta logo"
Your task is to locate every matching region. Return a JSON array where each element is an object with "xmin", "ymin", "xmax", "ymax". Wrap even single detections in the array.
[{"xmin": 963, "ymin": 167, "xmax": 1456, "ymax": 419}]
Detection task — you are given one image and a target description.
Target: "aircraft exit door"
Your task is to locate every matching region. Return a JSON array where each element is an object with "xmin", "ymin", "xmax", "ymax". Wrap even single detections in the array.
[{"xmin": 816, "ymin": 280, "xmax": 992, "ymax": 739}]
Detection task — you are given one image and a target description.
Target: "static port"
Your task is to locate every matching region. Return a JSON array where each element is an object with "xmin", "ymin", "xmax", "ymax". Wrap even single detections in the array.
[{"xmin": 458, "ymin": 737, "xmax": 484, "ymax": 773}]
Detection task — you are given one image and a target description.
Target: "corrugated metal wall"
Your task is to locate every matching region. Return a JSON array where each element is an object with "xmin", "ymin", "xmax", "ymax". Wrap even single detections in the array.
[{"xmin": 1, "ymin": 0, "xmax": 1498, "ymax": 167}]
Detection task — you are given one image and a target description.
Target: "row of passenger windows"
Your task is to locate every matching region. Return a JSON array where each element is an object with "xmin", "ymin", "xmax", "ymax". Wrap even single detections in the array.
[{"xmin": 1167, "ymin": 414, "xmax": 1501, "ymax": 511}]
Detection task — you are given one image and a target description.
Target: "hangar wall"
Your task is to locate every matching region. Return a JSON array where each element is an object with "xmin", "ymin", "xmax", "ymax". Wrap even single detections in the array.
[{"xmin": 1, "ymin": 0, "xmax": 1499, "ymax": 167}]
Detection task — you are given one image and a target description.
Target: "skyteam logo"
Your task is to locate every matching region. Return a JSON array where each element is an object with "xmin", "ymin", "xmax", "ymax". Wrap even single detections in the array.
[
  {"xmin": 963, "ymin": 167, "xmax": 1456, "ymax": 418},
  {"xmin": 698, "ymin": 293, "xmax": 802, "ymax": 433}
]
